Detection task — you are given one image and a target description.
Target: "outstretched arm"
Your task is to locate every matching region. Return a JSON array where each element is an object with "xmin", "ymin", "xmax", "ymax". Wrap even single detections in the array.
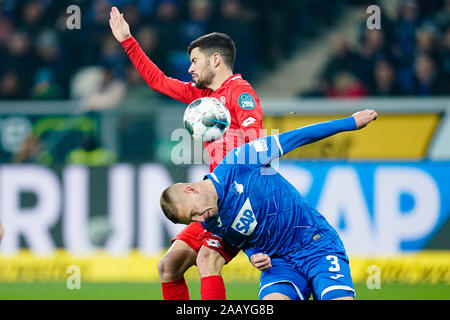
[
  {"xmin": 109, "ymin": 7, "xmax": 208, "ymax": 104},
  {"xmin": 276, "ymin": 109, "xmax": 377, "ymax": 158},
  {"xmin": 236, "ymin": 109, "xmax": 377, "ymax": 167}
]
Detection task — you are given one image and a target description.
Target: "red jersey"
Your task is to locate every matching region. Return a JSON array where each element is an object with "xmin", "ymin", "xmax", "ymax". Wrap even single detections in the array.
[{"xmin": 121, "ymin": 36, "xmax": 264, "ymax": 170}]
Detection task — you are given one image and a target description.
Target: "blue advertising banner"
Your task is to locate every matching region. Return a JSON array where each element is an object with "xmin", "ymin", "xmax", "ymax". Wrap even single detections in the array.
[{"xmin": 277, "ymin": 161, "xmax": 450, "ymax": 255}]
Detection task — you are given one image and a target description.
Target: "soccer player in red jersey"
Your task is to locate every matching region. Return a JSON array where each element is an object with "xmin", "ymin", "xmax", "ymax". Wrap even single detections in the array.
[{"xmin": 109, "ymin": 6, "xmax": 263, "ymax": 300}]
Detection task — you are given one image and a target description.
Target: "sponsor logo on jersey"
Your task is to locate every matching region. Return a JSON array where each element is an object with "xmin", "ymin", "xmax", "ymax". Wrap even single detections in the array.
[
  {"xmin": 231, "ymin": 198, "xmax": 257, "ymax": 236},
  {"xmin": 238, "ymin": 92, "xmax": 256, "ymax": 110},
  {"xmin": 242, "ymin": 116, "xmax": 256, "ymax": 127}
]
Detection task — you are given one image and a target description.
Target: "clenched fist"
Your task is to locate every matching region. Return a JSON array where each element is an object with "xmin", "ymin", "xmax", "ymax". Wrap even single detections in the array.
[
  {"xmin": 250, "ymin": 253, "xmax": 272, "ymax": 271},
  {"xmin": 352, "ymin": 109, "xmax": 377, "ymax": 129}
]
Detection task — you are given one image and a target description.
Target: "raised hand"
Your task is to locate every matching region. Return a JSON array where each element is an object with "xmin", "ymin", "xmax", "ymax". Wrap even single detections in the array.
[{"xmin": 109, "ymin": 6, "xmax": 131, "ymax": 42}]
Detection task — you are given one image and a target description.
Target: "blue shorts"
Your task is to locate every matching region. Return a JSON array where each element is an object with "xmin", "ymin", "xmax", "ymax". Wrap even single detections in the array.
[{"xmin": 258, "ymin": 237, "xmax": 355, "ymax": 300}]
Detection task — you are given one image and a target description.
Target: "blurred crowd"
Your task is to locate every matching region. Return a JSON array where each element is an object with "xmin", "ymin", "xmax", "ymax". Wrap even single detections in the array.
[
  {"xmin": 302, "ymin": 0, "xmax": 450, "ymax": 98},
  {"xmin": 0, "ymin": 0, "xmax": 353, "ymax": 103}
]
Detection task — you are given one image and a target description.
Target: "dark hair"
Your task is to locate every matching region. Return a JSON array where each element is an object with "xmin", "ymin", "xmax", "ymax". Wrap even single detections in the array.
[
  {"xmin": 160, "ymin": 186, "xmax": 180, "ymax": 224},
  {"xmin": 187, "ymin": 32, "xmax": 236, "ymax": 70}
]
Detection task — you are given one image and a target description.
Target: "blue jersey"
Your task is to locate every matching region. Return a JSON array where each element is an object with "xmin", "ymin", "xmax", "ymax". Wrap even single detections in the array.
[{"xmin": 202, "ymin": 116, "xmax": 357, "ymax": 259}]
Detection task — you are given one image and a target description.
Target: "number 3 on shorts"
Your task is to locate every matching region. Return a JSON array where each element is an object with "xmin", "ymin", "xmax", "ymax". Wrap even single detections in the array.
[{"xmin": 326, "ymin": 255, "xmax": 341, "ymax": 272}]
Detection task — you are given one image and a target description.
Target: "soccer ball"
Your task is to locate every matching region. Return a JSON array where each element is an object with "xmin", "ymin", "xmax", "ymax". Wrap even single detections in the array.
[{"xmin": 183, "ymin": 97, "xmax": 231, "ymax": 142}]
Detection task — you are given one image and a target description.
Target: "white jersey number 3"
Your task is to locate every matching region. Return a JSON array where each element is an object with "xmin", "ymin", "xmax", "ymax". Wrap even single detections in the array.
[{"xmin": 326, "ymin": 255, "xmax": 341, "ymax": 272}]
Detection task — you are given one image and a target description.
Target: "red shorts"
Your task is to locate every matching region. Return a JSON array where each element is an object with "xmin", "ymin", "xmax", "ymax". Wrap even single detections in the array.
[{"xmin": 172, "ymin": 222, "xmax": 240, "ymax": 263}]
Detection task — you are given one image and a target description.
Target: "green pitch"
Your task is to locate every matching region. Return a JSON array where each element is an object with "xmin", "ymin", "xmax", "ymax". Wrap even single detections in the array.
[{"xmin": 0, "ymin": 282, "xmax": 449, "ymax": 300}]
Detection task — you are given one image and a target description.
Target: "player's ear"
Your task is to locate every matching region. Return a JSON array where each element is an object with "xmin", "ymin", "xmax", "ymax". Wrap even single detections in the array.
[
  {"xmin": 184, "ymin": 185, "xmax": 199, "ymax": 194},
  {"xmin": 211, "ymin": 52, "xmax": 221, "ymax": 67}
]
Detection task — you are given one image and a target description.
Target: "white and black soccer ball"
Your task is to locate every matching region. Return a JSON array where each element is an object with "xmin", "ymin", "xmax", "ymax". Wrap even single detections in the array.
[{"xmin": 183, "ymin": 97, "xmax": 231, "ymax": 142}]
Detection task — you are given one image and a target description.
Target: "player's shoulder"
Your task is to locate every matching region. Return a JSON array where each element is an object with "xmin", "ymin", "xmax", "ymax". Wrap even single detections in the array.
[
  {"xmin": 226, "ymin": 74, "xmax": 257, "ymax": 93},
  {"xmin": 223, "ymin": 75, "xmax": 260, "ymax": 110}
]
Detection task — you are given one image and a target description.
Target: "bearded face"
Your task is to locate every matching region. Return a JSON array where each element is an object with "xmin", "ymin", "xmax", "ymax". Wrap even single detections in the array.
[
  {"xmin": 189, "ymin": 47, "xmax": 215, "ymax": 90},
  {"xmin": 193, "ymin": 62, "xmax": 214, "ymax": 89}
]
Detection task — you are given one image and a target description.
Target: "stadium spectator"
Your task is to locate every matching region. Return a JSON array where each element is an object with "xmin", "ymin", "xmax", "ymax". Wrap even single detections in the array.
[
  {"xmin": 121, "ymin": 3, "xmax": 142, "ymax": 30},
  {"xmin": 415, "ymin": 24, "xmax": 440, "ymax": 62},
  {"xmin": 124, "ymin": 63, "xmax": 162, "ymax": 100},
  {"xmin": 17, "ymin": 0, "xmax": 47, "ymax": 40},
  {"xmin": 33, "ymin": 29, "xmax": 67, "ymax": 99},
  {"xmin": 82, "ymin": 66, "xmax": 126, "ymax": 110},
  {"xmin": 320, "ymin": 34, "xmax": 363, "ymax": 89},
  {"xmin": 327, "ymin": 71, "xmax": 368, "ymax": 98},
  {"xmin": 413, "ymin": 53, "xmax": 446, "ymax": 96},
  {"xmin": 0, "ymin": 70, "xmax": 26, "ymax": 99},
  {"xmin": 179, "ymin": 0, "xmax": 213, "ymax": 45},
  {"xmin": 215, "ymin": 0, "xmax": 258, "ymax": 77},
  {"xmin": 440, "ymin": 25, "xmax": 450, "ymax": 85},
  {"xmin": 154, "ymin": 0, "xmax": 182, "ymax": 53},
  {"xmin": 392, "ymin": 0, "xmax": 422, "ymax": 93},
  {"xmin": 4, "ymin": 31, "xmax": 35, "ymax": 92},
  {"xmin": 135, "ymin": 25, "xmax": 168, "ymax": 71},
  {"xmin": 67, "ymin": 133, "xmax": 117, "ymax": 166},
  {"xmin": 98, "ymin": 34, "xmax": 127, "ymax": 76},
  {"xmin": 369, "ymin": 59, "xmax": 405, "ymax": 96},
  {"xmin": 435, "ymin": 0, "xmax": 450, "ymax": 31},
  {"xmin": 358, "ymin": 29, "xmax": 392, "ymax": 84},
  {"xmin": 12, "ymin": 134, "xmax": 41, "ymax": 163}
]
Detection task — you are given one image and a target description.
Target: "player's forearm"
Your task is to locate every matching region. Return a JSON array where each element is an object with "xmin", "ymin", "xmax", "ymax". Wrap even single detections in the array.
[
  {"xmin": 121, "ymin": 37, "xmax": 165, "ymax": 89},
  {"xmin": 276, "ymin": 116, "xmax": 357, "ymax": 156},
  {"xmin": 120, "ymin": 37, "xmax": 191, "ymax": 103}
]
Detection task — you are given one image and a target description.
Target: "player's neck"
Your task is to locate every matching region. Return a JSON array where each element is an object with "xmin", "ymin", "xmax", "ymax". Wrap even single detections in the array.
[
  {"xmin": 203, "ymin": 179, "xmax": 218, "ymax": 203},
  {"xmin": 209, "ymin": 69, "xmax": 234, "ymax": 91}
]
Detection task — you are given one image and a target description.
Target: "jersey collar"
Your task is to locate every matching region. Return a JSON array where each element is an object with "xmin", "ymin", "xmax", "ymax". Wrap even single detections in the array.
[
  {"xmin": 204, "ymin": 173, "xmax": 224, "ymax": 207},
  {"xmin": 215, "ymin": 74, "xmax": 243, "ymax": 91}
]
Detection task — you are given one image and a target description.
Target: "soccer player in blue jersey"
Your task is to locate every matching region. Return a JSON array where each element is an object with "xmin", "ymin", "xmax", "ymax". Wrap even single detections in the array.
[{"xmin": 160, "ymin": 109, "xmax": 377, "ymax": 300}]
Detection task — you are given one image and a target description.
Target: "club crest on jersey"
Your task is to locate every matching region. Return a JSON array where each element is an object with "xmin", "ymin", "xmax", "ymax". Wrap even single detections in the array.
[
  {"xmin": 238, "ymin": 92, "xmax": 256, "ymax": 110},
  {"xmin": 231, "ymin": 198, "xmax": 257, "ymax": 236},
  {"xmin": 230, "ymin": 181, "xmax": 244, "ymax": 194}
]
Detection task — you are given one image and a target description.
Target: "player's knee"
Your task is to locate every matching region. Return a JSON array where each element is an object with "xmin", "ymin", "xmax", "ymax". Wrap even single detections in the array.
[
  {"xmin": 158, "ymin": 254, "xmax": 187, "ymax": 281},
  {"xmin": 196, "ymin": 246, "xmax": 225, "ymax": 277},
  {"xmin": 262, "ymin": 292, "xmax": 292, "ymax": 300},
  {"xmin": 332, "ymin": 296, "xmax": 354, "ymax": 300}
]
